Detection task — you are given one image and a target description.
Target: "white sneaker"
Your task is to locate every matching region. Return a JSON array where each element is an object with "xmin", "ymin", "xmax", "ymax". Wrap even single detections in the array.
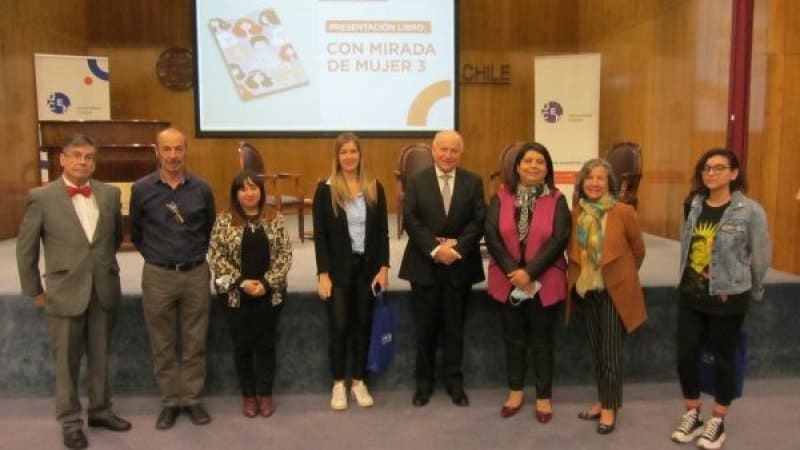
[
  {"xmin": 351, "ymin": 380, "xmax": 374, "ymax": 407},
  {"xmin": 671, "ymin": 408, "xmax": 704, "ymax": 443},
  {"xmin": 330, "ymin": 381, "xmax": 347, "ymax": 411},
  {"xmin": 697, "ymin": 417, "xmax": 726, "ymax": 450}
]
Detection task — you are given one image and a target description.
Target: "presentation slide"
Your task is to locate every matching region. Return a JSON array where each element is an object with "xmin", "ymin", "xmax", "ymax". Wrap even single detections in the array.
[{"xmin": 193, "ymin": 0, "xmax": 458, "ymax": 136}]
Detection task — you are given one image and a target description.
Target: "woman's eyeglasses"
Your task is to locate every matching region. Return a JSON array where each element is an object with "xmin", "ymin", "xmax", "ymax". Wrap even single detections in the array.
[{"xmin": 702, "ymin": 165, "xmax": 730, "ymax": 175}]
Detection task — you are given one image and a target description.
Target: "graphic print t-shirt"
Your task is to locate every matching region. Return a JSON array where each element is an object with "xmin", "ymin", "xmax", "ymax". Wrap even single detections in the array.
[{"xmin": 680, "ymin": 201, "xmax": 748, "ymax": 314}]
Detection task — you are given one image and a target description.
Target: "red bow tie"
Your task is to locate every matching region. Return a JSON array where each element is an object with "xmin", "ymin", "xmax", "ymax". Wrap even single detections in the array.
[{"xmin": 66, "ymin": 185, "xmax": 92, "ymax": 197}]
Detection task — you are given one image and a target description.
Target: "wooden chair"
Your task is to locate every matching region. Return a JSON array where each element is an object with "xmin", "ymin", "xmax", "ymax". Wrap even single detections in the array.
[
  {"xmin": 394, "ymin": 143, "xmax": 433, "ymax": 239},
  {"xmin": 606, "ymin": 142, "xmax": 643, "ymax": 209},
  {"xmin": 238, "ymin": 141, "xmax": 309, "ymax": 241},
  {"xmin": 489, "ymin": 141, "xmax": 527, "ymax": 194}
]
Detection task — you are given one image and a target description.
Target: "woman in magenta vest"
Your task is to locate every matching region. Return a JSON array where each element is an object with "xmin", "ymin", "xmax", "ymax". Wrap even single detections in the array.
[{"xmin": 485, "ymin": 142, "xmax": 571, "ymax": 422}]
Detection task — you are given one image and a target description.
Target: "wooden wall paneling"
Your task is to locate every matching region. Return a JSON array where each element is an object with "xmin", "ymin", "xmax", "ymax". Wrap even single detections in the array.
[
  {"xmin": 754, "ymin": 56, "xmax": 783, "ymax": 268},
  {"xmin": 746, "ymin": 0, "xmax": 800, "ymax": 273},
  {"xmin": 745, "ymin": 0, "xmax": 775, "ymax": 235},
  {"xmin": 577, "ymin": 0, "xmax": 601, "ymax": 44},
  {"xmin": 577, "ymin": 0, "xmax": 730, "ymax": 240},
  {"xmin": 8, "ymin": 0, "xmax": 89, "ymax": 41},
  {"xmin": 4, "ymin": 0, "xmax": 798, "ymax": 272},
  {"xmin": 783, "ymin": 0, "xmax": 800, "ymax": 54},
  {"xmin": 88, "ymin": 0, "xmax": 191, "ymax": 45},
  {"xmin": 772, "ymin": 54, "xmax": 800, "ymax": 271},
  {"xmin": 0, "ymin": 0, "xmax": 89, "ymax": 238},
  {"xmin": 773, "ymin": 52, "xmax": 800, "ymax": 272},
  {"xmin": 84, "ymin": 0, "xmax": 580, "ymax": 215}
]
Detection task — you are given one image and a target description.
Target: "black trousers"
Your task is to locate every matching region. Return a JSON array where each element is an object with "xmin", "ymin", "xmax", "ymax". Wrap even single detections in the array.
[
  {"xmin": 501, "ymin": 295, "xmax": 559, "ymax": 397},
  {"xmin": 327, "ymin": 255, "xmax": 374, "ymax": 381},
  {"xmin": 582, "ymin": 290, "xmax": 626, "ymax": 410},
  {"xmin": 222, "ymin": 295, "xmax": 283, "ymax": 397},
  {"xmin": 676, "ymin": 304, "xmax": 745, "ymax": 407},
  {"xmin": 411, "ymin": 279, "xmax": 471, "ymax": 392}
]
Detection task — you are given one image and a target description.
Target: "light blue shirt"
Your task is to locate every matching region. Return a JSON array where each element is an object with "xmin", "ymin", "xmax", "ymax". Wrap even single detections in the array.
[{"xmin": 345, "ymin": 192, "xmax": 367, "ymax": 254}]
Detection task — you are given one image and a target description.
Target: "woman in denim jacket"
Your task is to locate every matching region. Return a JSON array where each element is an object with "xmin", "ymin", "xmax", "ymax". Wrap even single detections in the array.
[{"xmin": 670, "ymin": 148, "xmax": 771, "ymax": 450}]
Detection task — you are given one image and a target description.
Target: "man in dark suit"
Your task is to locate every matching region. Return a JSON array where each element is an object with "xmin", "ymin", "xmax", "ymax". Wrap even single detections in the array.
[
  {"xmin": 399, "ymin": 130, "xmax": 486, "ymax": 407},
  {"xmin": 17, "ymin": 134, "xmax": 130, "ymax": 449}
]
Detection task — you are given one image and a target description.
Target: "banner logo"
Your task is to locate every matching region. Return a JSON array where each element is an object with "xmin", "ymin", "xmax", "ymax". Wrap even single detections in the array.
[
  {"xmin": 541, "ymin": 101, "xmax": 563, "ymax": 123},
  {"xmin": 46, "ymin": 92, "xmax": 71, "ymax": 114}
]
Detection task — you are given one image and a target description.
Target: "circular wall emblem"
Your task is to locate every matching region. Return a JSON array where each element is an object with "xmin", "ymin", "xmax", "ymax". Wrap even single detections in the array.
[
  {"xmin": 47, "ymin": 92, "xmax": 71, "ymax": 114},
  {"xmin": 541, "ymin": 101, "xmax": 563, "ymax": 123},
  {"xmin": 156, "ymin": 47, "xmax": 194, "ymax": 91}
]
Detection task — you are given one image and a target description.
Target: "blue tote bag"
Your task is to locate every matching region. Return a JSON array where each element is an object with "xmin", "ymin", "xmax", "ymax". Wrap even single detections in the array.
[{"xmin": 367, "ymin": 290, "xmax": 398, "ymax": 373}]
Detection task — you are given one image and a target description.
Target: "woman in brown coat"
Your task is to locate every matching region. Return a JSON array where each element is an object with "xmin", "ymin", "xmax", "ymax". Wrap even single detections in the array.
[{"xmin": 566, "ymin": 158, "xmax": 646, "ymax": 434}]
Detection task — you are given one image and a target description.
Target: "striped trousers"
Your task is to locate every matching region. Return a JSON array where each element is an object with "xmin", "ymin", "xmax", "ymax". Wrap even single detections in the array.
[{"xmin": 582, "ymin": 290, "xmax": 626, "ymax": 410}]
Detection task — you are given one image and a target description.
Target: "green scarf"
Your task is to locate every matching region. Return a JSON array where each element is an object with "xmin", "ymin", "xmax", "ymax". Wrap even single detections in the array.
[{"xmin": 576, "ymin": 193, "xmax": 616, "ymax": 269}]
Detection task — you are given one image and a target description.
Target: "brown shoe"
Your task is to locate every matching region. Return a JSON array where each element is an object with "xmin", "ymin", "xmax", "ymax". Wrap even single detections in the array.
[
  {"xmin": 500, "ymin": 403, "xmax": 522, "ymax": 418},
  {"xmin": 155, "ymin": 407, "xmax": 180, "ymax": 430},
  {"xmin": 184, "ymin": 404, "xmax": 212, "ymax": 425},
  {"xmin": 259, "ymin": 396, "xmax": 275, "ymax": 417},
  {"xmin": 243, "ymin": 396, "xmax": 258, "ymax": 418},
  {"xmin": 62, "ymin": 429, "xmax": 88, "ymax": 449},
  {"xmin": 535, "ymin": 410, "xmax": 553, "ymax": 423}
]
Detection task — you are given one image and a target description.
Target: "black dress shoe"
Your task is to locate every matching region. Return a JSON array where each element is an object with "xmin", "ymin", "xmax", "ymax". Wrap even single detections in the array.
[
  {"xmin": 447, "ymin": 388, "xmax": 470, "ymax": 407},
  {"xmin": 577, "ymin": 410, "xmax": 601, "ymax": 421},
  {"xmin": 184, "ymin": 404, "xmax": 212, "ymax": 425},
  {"xmin": 412, "ymin": 389, "xmax": 431, "ymax": 407},
  {"xmin": 597, "ymin": 421, "xmax": 616, "ymax": 434},
  {"xmin": 596, "ymin": 408, "xmax": 617, "ymax": 434},
  {"xmin": 63, "ymin": 429, "xmax": 88, "ymax": 449},
  {"xmin": 156, "ymin": 406, "xmax": 180, "ymax": 430},
  {"xmin": 88, "ymin": 413, "xmax": 132, "ymax": 431}
]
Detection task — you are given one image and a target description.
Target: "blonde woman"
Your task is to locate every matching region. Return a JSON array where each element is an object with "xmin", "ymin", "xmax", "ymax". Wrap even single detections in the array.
[
  {"xmin": 566, "ymin": 158, "xmax": 646, "ymax": 435},
  {"xmin": 312, "ymin": 133, "xmax": 390, "ymax": 410}
]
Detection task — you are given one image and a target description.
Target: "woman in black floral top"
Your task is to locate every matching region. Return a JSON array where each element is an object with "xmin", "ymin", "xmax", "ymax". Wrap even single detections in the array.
[{"xmin": 207, "ymin": 170, "xmax": 292, "ymax": 418}]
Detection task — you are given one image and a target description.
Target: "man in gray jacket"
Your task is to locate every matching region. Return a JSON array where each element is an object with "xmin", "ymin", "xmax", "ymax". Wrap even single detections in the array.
[{"xmin": 17, "ymin": 134, "xmax": 131, "ymax": 449}]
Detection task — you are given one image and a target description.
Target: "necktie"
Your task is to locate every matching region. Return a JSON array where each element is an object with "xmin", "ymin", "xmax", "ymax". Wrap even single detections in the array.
[
  {"xmin": 66, "ymin": 185, "xmax": 92, "ymax": 197},
  {"xmin": 441, "ymin": 174, "xmax": 452, "ymax": 215}
]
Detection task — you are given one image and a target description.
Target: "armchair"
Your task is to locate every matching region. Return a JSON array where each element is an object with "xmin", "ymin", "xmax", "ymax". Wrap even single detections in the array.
[
  {"xmin": 606, "ymin": 142, "xmax": 643, "ymax": 209},
  {"xmin": 394, "ymin": 142, "xmax": 433, "ymax": 238},
  {"xmin": 238, "ymin": 141, "xmax": 309, "ymax": 241},
  {"xmin": 489, "ymin": 141, "xmax": 527, "ymax": 193}
]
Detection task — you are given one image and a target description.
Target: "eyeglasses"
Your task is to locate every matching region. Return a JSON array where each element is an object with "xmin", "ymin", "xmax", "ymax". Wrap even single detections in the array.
[
  {"xmin": 63, "ymin": 151, "xmax": 97, "ymax": 162},
  {"xmin": 702, "ymin": 165, "xmax": 730, "ymax": 175}
]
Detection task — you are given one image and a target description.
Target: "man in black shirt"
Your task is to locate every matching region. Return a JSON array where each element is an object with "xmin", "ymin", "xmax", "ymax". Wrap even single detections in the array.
[{"xmin": 130, "ymin": 127, "xmax": 216, "ymax": 430}]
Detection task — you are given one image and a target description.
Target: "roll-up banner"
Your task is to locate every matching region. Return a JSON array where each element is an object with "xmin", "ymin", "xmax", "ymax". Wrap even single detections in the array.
[
  {"xmin": 34, "ymin": 53, "xmax": 111, "ymax": 182},
  {"xmin": 34, "ymin": 53, "xmax": 111, "ymax": 121},
  {"xmin": 534, "ymin": 53, "xmax": 601, "ymax": 206}
]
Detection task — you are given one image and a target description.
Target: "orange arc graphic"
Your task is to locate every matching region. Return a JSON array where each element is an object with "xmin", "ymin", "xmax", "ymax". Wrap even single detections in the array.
[{"xmin": 407, "ymin": 80, "xmax": 452, "ymax": 126}]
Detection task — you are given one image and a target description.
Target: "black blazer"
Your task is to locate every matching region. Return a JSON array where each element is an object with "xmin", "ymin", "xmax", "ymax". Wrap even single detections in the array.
[
  {"xmin": 398, "ymin": 166, "xmax": 486, "ymax": 287},
  {"xmin": 312, "ymin": 180, "xmax": 390, "ymax": 286}
]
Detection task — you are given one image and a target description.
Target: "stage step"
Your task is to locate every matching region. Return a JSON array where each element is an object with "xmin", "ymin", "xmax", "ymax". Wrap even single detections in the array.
[{"xmin": 1, "ymin": 284, "xmax": 799, "ymax": 396}]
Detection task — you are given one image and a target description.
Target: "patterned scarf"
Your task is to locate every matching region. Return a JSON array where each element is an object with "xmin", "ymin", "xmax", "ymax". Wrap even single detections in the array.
[
  {"xmin": 515, "ymin": 183, "xmax": 549, "ymax": 241},
  {"xmin": 576, "ymin": 193, "xmax": 616, "ymax": 269}
]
